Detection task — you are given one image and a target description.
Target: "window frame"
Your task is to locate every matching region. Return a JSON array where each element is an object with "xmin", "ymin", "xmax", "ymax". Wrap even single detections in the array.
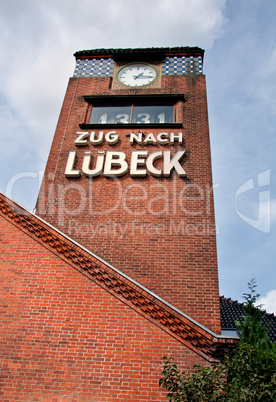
[{"xmin": 80, "ymin": 94, "xmax": 184, "ymax": 129}]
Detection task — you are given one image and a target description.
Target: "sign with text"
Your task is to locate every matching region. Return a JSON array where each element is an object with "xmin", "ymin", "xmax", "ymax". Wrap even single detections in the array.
[{"xmin": 65, "ymin": 130, "xmax": 186, "ymax": 178}]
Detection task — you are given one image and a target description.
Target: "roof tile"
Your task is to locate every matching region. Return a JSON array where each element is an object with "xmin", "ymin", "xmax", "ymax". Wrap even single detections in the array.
[{"xmin": 220, "ymin": 296, "xmax": 276, "ymax": 341}]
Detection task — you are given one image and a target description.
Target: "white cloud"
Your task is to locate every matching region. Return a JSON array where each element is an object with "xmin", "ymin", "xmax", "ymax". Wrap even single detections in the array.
[
  {"xmin": 0, "ymin": 0, "xmax": 227, "ymax": 205},
  {"xmin": 258, "ymin": 290, "xmax": 276, "ymax": 315}
]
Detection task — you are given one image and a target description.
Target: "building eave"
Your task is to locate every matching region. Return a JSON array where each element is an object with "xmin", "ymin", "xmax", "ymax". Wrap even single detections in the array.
[{"xmin": 74, "ymin": 46, "xmax": 205, "ymax": 63}]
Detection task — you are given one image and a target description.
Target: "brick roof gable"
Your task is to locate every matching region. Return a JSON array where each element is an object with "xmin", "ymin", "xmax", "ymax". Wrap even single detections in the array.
[{"xmin": 0, "ymin": 192, "xmax": 237, "ymax": 361}]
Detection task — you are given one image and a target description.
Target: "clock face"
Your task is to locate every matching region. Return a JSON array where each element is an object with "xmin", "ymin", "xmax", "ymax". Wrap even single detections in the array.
[{"xmin": 117, "ymin": 63, "xmax": 157, "ymax": 87}]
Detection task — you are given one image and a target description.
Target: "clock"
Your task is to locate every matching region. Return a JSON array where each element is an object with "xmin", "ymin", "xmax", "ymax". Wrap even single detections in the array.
[{"xmin": 117, "ymin": 63, "xmax": 157, "ymax": 87}]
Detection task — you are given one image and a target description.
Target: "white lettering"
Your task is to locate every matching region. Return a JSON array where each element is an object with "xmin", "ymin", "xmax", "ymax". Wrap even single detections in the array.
[
  {"xmin": 157, "ymin": 132, "xmax": 169, "ymax": 145},
  {"xmin": 82, "ymin": 151, "xmax": 105, "ymax": 177},
  {"xmin": 105, "ymin": 131, "xmax": 119, "ymax": 145},
  {"xmin": 75, "ymin": 132, "xmax": 89, "ymax": 146},
  {"xmin": 104, "ymin": 152, "xmax": 128, "ymax": 176},
  {"xmin": 146, "ymin": 151, "xmax": 162, "ymax": 177},
  {"xmin": 170, "ymin": 132, "xmax": 183, "ymax": 144},
  {"xmin": 144, "ymin": 132, "xmax": 157, "ymax": 145},
  {"xmin": 65, "ymin": 151, "xmax": 80, "ymax": 177},
  {"xmin": 130, "ymin": 151, "xmax": 148, "ymax": 177},
  {"xmin": 128, "ymin": 131, "xmax": 143, "ymax": 145},
  {"xmin": 163, "ymin": 150, "xmax": 186, "ymax": 177},
  {"xmin": 90, "ymin": 131, "xmax": 104, "ymax": 145},
  {"xmin": 65, "ymin": 151, "xmax": 187, "ymax": 178}
]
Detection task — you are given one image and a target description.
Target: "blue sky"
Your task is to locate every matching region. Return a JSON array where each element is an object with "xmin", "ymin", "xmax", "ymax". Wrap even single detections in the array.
[{"xmin": 0, "ymin": 0, "xmax": 275, "ymax": 313}]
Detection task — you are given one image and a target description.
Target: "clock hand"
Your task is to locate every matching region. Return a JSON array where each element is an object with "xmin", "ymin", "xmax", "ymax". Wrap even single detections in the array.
[
  {"xmin": 135, "ymin": 75, "xmax": 154, "ymax": 79},
  {"xmin": 133, "ymin": 73, "xmax": 144, "ymax": 79},
  {"xmin": 133, "ymin": 74, "xmax": 153, "ymax": 79}
]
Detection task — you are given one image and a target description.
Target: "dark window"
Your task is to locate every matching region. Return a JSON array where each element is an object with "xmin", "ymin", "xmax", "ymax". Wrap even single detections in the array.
[
  {"xmin": 89, "ymin": 105, "xmax": 174, "ymax": 125},
  {"xmin": 90, "ymin": 106, "xmax": 131, "ymax": 124},
  {"xmin": 132, "ymin": 105, "xmax": 174, "ymax": 124}
]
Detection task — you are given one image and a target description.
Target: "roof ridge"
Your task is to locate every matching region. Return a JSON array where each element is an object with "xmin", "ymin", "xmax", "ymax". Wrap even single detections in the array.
[
  {"xmin": 74, "ymin": 46, "xmax": 205, "ymax": 61},
  {"xmin": 0, "ymin": 191, "xmax": 238, "ymax": 360},
  {"xmin": 220, "ymin": 295, "xmax": 276, "ymax": 317},
  {"xmin": 220, "ymin": 295, "xmax": 245, "ymax": 306}
]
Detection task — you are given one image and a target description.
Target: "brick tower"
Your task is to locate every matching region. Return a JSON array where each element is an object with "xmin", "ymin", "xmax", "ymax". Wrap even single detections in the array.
[{"xmin": 36, "ymin": 47, "xmax": 220, "ymax": 333}]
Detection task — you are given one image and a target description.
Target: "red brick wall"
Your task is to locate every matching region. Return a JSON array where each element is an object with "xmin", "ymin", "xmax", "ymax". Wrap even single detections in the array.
[
  {"xmin": 36, "ymin": 72, "xmax": 220, "ymax": 333},
  {"xmin": 0, "ymin": 215, "xmax": 209, "ymax": 401}
]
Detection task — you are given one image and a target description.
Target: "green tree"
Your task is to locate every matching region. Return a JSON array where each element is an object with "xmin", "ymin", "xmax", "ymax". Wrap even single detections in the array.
[
  {"xmin": 159, "ymin": 359, "xmax": 226, "ymax": 401},
  {"xmin": 236, "ymin": 279, "xmax": 274, "ymax": 355},
  {"xmin": 159, "ymin": 280, "xmax": 276, "ymax": 401},
  {"xmin": 224, "ymin": 343, "xmax": 276, "ymax": 401}
]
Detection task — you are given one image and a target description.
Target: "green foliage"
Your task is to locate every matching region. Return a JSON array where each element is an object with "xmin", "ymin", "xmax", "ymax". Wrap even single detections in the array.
[
  {"xmin": 224, "ymin": 343, "xmax": 276, "ymax": 401},
  {"xmin": 236, "ymin": 279, "xmax": 275, "ymax": 356},
  {"xmin": 160, "ymin": 280, "xmax": 276, "ymax": 401},
  {"xmin": 159, "ymin": 359, "xmax": 226, "ymax": 401}
]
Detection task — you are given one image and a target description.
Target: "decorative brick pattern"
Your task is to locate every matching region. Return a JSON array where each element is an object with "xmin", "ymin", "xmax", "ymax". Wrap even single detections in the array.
[
  {"xmin": 0, "ymin": 192, "xmax": 236, "ymax": 360},
  {"xmin": 0, "ymin": 193, "xmax": 237, "ymax": 400},
  {"xmin": 73, "ymin": 58, "xmax": 115, "ymax": 77},
  {"xmin": 161, "ymin": 56, "xmax": 203, "ymax": 75},
  {"xmin": 73, "ymin": 56, "xmax": 203, "ymax": 77}
]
